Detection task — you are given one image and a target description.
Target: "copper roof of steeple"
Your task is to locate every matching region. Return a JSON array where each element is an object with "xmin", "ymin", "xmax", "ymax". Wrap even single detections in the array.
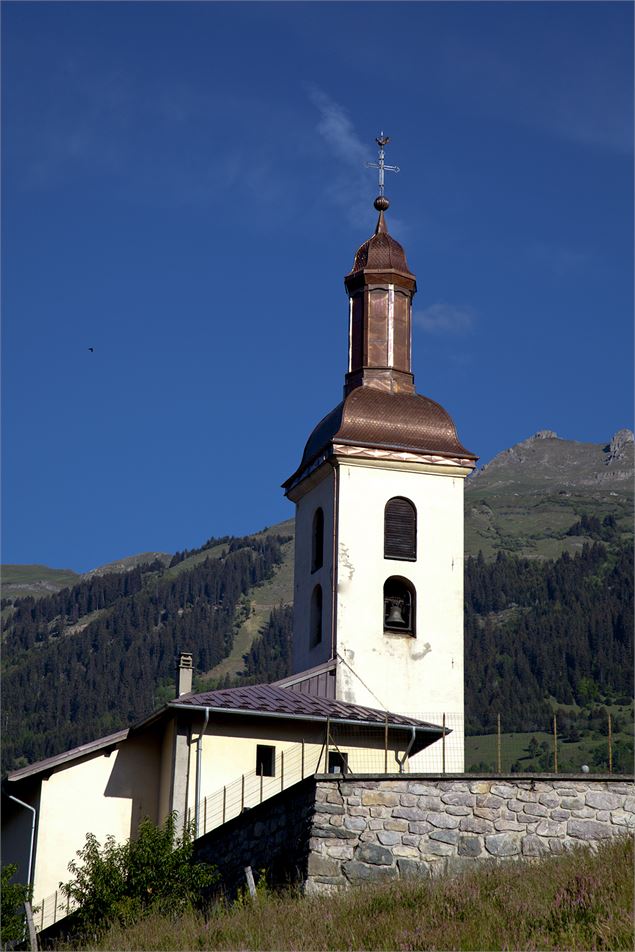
[{"xmin": 349, "ymin": 208, "xmax": 413, "ymax": 276}]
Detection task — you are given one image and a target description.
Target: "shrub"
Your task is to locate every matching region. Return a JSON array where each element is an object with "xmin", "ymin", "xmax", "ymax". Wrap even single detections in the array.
[
  {"xmin": 60, "ymin": 813, "xmax": 217, "ymax": 937},
  {"xmin": 1, "ymin": 864, "xmax": 31, "ymax": 944}
]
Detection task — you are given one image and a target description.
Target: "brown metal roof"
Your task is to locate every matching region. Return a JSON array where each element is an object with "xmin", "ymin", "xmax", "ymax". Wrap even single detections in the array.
[
  {"xmin": 6, "ymin": 729, "xmax": 129, "ymax": 782},
  {"xmin": 172, "ymin": 682, "xmax": 442, "ymax": 733},
  {"xmin": 284, "ymin": 387, "xmax": 477, "ymax": 489},
  {"xmin": 349, "ymin": 210, "xmax": 413, "ymax": 276}
]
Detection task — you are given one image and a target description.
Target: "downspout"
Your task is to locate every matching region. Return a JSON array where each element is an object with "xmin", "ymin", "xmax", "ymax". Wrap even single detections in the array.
[
  {"xmin": 8, "ymin": 795, "xmax": 36, "ymax": 889},
  {"xmin": 194, "ymin": 707, "xmax": 210, "ymax": 838},
  {"xmin": 395, "ymin": 727, "xmax": 416, "ymax": 774}
]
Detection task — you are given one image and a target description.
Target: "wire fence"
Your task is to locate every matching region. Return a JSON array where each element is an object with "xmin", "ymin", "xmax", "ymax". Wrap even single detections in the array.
[{"xmin": 466, "ymin": 710, "xmax": 633, "ymax": 776}]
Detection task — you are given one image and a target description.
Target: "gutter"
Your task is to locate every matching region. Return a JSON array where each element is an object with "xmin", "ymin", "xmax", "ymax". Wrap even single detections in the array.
[
  {"xmin": 169, "ymin": 702, "xmax": 445, "ymax": 736},
  {"xmin": 194, "ymin": 707, "xmax": 210, "ymax": 837}
]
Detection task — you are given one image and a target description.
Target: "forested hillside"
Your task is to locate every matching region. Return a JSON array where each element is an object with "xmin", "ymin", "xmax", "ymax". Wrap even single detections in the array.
[{"xmin": 2, "ymin": 534, "xmax": 289, "ymax": 772}]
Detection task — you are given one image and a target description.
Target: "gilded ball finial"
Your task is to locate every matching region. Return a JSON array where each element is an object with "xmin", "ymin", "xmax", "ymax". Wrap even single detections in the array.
[{"xmin": 374, "ymin": 195, "xmax": 390, "ymax": 212}]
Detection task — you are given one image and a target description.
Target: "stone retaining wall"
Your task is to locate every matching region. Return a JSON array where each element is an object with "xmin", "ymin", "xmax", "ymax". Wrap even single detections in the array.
[
  {"xmin": 194, "ymin": 774, "xmax": 634, "ymax": 898},
  {"xmin": 307, "ymin": 775, "xmax": 634, "ymax": 892}
]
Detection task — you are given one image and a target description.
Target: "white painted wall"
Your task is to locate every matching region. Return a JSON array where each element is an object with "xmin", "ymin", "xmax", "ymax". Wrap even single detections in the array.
[
  {"xmin": 291, "ymin": 465, "xmax": 335, "ymax": 674},
  {"xmin": 29, "ymin": 736, "xmax": 159, "ymax": 905},
  {"xmin": 334, "ymin": 458, "xmax": 468, "ymax": 770}
]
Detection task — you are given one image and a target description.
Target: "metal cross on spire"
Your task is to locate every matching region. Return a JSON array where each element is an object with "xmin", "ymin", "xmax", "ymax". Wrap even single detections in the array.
[{"xmin": 366, "ymin": 132, "xmax": 400, "ymax": 198}]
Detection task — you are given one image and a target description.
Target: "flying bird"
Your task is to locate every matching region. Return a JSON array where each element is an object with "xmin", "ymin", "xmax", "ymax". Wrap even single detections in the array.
[{"xmin": 88, "ymin": 347, "xmax": 94, "ymax": 352}]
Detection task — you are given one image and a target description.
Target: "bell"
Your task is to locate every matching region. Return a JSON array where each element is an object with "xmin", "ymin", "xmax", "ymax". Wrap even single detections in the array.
[{"xmin": 386, "ymin": 599, "xmax": 405, "ymax": 626}]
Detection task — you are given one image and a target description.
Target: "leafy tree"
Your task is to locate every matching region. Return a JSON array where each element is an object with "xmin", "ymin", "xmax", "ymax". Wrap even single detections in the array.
[
  {"xmin": 60, "ymin": 814, "xmax": 217, "ymax": 937},
  {"xmin": 0, "ymin": 864, "xmax": 31, "ymax": 944}
]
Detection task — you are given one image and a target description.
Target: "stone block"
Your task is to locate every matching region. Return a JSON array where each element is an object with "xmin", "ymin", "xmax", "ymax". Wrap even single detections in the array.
[
  {"xmin": 384, "ymin": 819, "xmax": 408, "ymax": 832},
  {"xmin": 368, "ymin": 819, "xmax": 383, "ymax": 831},
  {"xmin": 490, "ymin": 784, "xmax": 516, "ymax": 799},
  {"xmin": 484, "ymin": 833, "xmax": 521, "ymax": 856},
  {"xmin": 476, "ymin": 795, "xmax": 503, "ymax": 810},
  {"xmin": 596, "ymin": 810, "xmax": 610, "ymax": 822},
  {"xmin": 329, "ymin": 815, "xmax": 344, "ymax": 828},
  {"xmin": 311, "ymin": 826, "xmax": 357, "ymax": 840},
  {"xmin": 458, "ymin": 835, "xmax": 482, "ymax": 857},
  {"xmin": 474, "ymin": 807, "xmax": 499, "ymax": 822},
  {"xmin": 427, "ymin": 812, "xmax": 460, "ymax": 830},
  {"xmin": 408, "ymin": 821, "xmax": 432, "ymax": 835},
  {"xmin": 560, "ymin": 797, "xmax": 584, "ymax": 811},
  {"xmin": 567, "ymin": 819, "xmax": 614, "ymax": 840},
  {"xmin": 469, "ymin": 781, "xmax": 491, "ymax": 794},
  {"xmin": 356, "ymin": 843, "xmax": 393, "ymax": 865},
  {"xmin": 535, "ymin": 819, "xmax": 566, "ymax": 837},
  {"xmin": 446, "ymin": 806, "xmax": 471, "ymax": 816},
  {"xmin": 441, "ymin": 792, "xmax": 476, "ymax": 806},
  {"xmin": 317, "ymin": 802, "xmax": 346, "ymax": 815},
  {"xmin": 430, "ymin": 829, "xmax": 459, "ymax": 846},
  {"xmin": 611, "ymin": 811, "xmax": 635, "ymax": 827},
  {"xmin": 494, "ymin": 819, "xmax": 525, "ymax": 832},
  {"xmin": 327, "ymin": 790, "xmax": 344, "ymax": 805},
  {"xmin": 343, "ymin": 861, "xmax": 398, "ymax": 883},
  {"xmin": 549, "ymin": 838, "xmax": 564, "ymax": 854},
  {"xmin": 347, "ymin": 796, "xmax": 361, "ymax": 806},
  {"xmin": 377, "ymin": 830, "xmax": 401, "ymax": 846},
  {"xmin": 369, "ymin": 806, "xmax": 390, "ymax": 819},
  {"xmin": 624, "ymin": 797, "xmax": 635, "ymax": 814},
  {"xmin": 361, "ymin": 791, "xmax": 400, "ymax": 807},
  {"xmin": 460, "ymin": 816, "xmax": 493, "ymax": 834},
  {"xmin": 521, "ymin": 835, "xmax": 550, "ymax": 857},
  {"xmin": 349, "ymin": 806, "xmax": 370, "ymax": 817},
  {"xmin": 508, "ymin": 800, "xmax": 524, "ymax": 813},
  {"xmin": 394, "ymin": 806, "xmax": 428, "ymax": 821},
  {"xmin": 308, "ymin": 854, "xmax": 342, "ymax": 877},
  {"xmin": 523, "ymin": 804, "xmax": 549, "ymax": 817},
  {"xmin": 585, "ymin": 791, "xmax": 622, "ymax": 811},
  {"xmin": 400, "ymin": 794, "xmax": 417, "ymax": 807},
  {"xmin": 415, "ymin": 796, "xmax": 443, "ymax": 811},
  {"xmin": 344, "ymin": 815, "xmax": 367, "ymax": 832},
  {"xmin": 397, "ymin": 858, "xmax": 431, "ymax": 880},
  {"xmin": 539, "ymin": 794, "xmax": 560, "ymax": 808},
  {"xmin": 392, "ymin": 845, "xmax": 421, "ymax": 858},
  {"xmin": 421, "ymin": 841, "xmax": 454, "ymax": 857},
  {"xmin": 408, "ymin": 783, "xmax": 442, "ymax": 795},
  {"xmin": 402, "ymin": 834, "xmax": 419, "ymax": 846},
  {"xmin": 571, "ymin": 808, "xmax": 596, "ymax": 819},
  {"xmin": 326, "ymin": 844, "xmax": 354, "ymax": 860},
  {"xmin": 551, "ymin": 809, "xmax": 569, "ymax": 820},
  {"xmin": 515, "ymin": 790, "xmax": 540, "ymax": 803}
]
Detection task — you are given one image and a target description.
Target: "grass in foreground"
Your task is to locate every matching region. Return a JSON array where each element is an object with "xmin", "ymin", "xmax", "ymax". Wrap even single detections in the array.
[{"xmin": 56, "ymin": 836, "xmax": 634, "ymax": 951}]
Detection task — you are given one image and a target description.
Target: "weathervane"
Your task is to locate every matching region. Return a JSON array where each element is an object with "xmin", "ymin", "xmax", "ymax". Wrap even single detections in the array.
[{"xmin": 366, "ymin": 132, "xmax": 399, "ymax": 208}]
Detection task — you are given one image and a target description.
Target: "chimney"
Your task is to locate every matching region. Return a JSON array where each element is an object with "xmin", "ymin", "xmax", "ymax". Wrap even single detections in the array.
[{"xmin": 176, "ymin": 651, "xmax": 193, "ymax": 697}]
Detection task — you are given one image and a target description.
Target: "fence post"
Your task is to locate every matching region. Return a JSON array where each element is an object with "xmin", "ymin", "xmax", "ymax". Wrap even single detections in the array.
[
  {"xmin": 260, "ymin": 765, "xmax": 263, "ymax": 803},
  {"xmin": 326, "ymin": 717, "xmax": 331, "ymax": 772},
  {"xmin": 497, "ymin": 714, "xmax": 502, "ymax": 774},
  {"xmin": 281, "ymin": 750, "xmax": 284, "ymax": 791},
  {"xmin": 384, "ymin": 712, "xmax": 389, "ymax": 773},
  {"xmin": 301, "ymin": 740, "xmax": 305, "ymax": 779},
  {"xmin": 553, "ymin": 715, "xmax": 558, "ymax": 774},
  {"xmin": 241, "ymin": 775, "xmax": 245, "ymax": 812},
  {"xmin": 442, "ymin": 714, "xmax": 446, "ymax": 774},
  {"xmin": 608, "ymin": 713, "xmax": 613, "ymax": 773}
]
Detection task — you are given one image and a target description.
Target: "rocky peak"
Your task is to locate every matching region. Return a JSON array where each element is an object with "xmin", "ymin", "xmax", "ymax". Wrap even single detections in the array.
[{"xmin": 605, "ymin": 428, "xmax": 634, "ymax": 464}]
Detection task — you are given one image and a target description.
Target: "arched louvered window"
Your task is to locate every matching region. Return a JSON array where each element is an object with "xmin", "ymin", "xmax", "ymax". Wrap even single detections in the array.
[
  {"xmin": 384, "ymin": 497, "xmax": 417, "ymax": 561},
  {"xmin": 384, "ymin": 576, "xmax": 416, "ymax": 636},
  {"xmin": 312, "ymin": 507, "xmax": 324, "ymax": 572},
  {"xmin": 310, "ymin": 584, "xmax": 323, "ymax": 647}
]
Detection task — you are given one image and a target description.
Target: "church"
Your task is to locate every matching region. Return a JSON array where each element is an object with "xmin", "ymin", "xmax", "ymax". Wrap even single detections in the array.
[{"xmin": 2, "ymin": 137, "xmax": 476, "ymax": 933}]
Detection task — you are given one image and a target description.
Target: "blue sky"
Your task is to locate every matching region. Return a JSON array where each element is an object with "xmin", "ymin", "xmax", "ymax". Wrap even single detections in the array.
[{"xmin": 2, "ymin": 1, "xmax": 633, "ymax": 572}]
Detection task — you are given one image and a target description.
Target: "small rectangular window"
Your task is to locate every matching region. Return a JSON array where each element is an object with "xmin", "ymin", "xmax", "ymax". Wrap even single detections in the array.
[
  {"xmin": 328, "ymin": 750, "xmax": 349, "ymax": 774},
  {"xmin": 256, "ymin": 744, "xmax": 275, "ymax": 777}
]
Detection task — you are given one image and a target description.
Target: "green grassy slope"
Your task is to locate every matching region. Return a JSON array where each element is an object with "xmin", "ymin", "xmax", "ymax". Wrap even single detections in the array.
[{"xmin": 1, "ymin": 564, "xmax": 80, "ymax": 600}]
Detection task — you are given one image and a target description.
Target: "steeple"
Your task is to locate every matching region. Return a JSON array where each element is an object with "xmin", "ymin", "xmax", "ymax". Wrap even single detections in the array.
[{"xmin": 343, "ymin": 136, "xmax": 416, "ymax": 397}]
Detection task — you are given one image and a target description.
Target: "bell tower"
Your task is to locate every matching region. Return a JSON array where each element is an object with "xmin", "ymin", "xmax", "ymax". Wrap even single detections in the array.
[{"xmin": 282, "ymin": 137, "xmax": 477, "ymax": 769}]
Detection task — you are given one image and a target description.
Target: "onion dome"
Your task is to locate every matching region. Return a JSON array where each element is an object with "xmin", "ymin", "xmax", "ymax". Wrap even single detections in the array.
[
  {"xmin": 349, "ymin": 198, "xmax": 413, "ymax": 276},
  {"xmin": 283, "ymin": 387, "xmax": 477, "ymax": 493}
]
